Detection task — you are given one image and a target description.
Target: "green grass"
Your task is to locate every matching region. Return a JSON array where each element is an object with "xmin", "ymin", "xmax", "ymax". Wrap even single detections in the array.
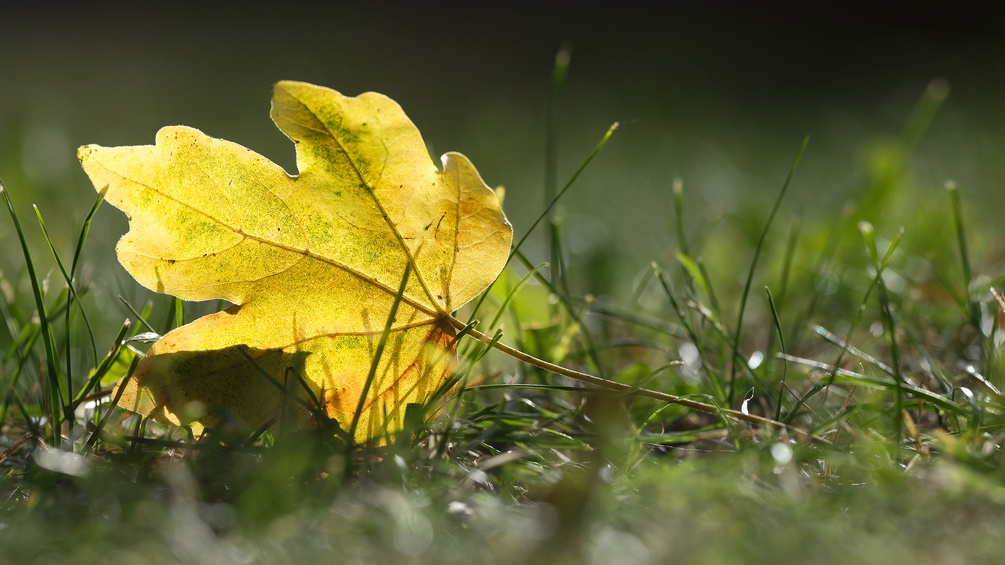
[{"xmin": 3, "ymin": 70, "xmax": 1005, "ymax": 565}]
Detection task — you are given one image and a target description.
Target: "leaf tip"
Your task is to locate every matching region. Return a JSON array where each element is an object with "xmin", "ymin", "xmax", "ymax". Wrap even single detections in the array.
[{"xmin": 77, "ymin": 144, "xmax": 96, "ymax": 164}]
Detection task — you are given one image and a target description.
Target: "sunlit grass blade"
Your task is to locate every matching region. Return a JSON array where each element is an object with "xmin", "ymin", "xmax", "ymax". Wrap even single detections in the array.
[
  {"xmin": 83, "ymin": 355, "xmax": 140, "ymax": 453},
  {"xmin": 466, "ymin": 122, "xmax": 618, "ymax": 323},
  {"xmin": 779, "ymin": 353, "xmax": 964, "ymax": 415},
  {"xmin": 813, "ymin": 324, "xmax": 896, "ymax": 378},
  {"xmin": 71, "ymin": 320, "xmax": 131, "ymax": 409},
  {"xmin": 163, "ymin": 297, "xmax": 184, "ymax": 334},
  {"xmin": 118, "ymin": 297, "xmax": 157, "ymax": 334}
]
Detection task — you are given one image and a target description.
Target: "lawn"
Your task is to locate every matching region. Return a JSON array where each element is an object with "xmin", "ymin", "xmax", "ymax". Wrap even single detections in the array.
[{"xmin": 3, "ymin": 5, "xmax": 1005, "ymax": 564}]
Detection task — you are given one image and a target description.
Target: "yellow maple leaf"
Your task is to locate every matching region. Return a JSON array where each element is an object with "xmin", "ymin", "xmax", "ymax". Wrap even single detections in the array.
[{"xmin": 78, "ymin": 81, "xmax": 512, "ymax": 443}]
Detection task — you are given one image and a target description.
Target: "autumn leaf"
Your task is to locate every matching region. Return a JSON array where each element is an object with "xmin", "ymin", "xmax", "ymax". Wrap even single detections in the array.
[{"xmin": 78, "ymin": 81, "xmax": 512, "ymax": 443}]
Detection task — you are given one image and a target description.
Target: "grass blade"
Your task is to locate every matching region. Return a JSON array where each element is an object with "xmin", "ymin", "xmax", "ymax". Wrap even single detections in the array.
[
  {"xmin": 728, "ymin": 137, "xmax": 808, "ymax": 404},
  {"xmin": 1, "ymin": 180, "xmax": 64, "ymax": 447},
  {"xmin": 347, "ymin": 262, "xmax": 411, "ymax": 444},
  {"xmin": 764, "ymin": 286, "xmax": 787, "ymax": 421}
]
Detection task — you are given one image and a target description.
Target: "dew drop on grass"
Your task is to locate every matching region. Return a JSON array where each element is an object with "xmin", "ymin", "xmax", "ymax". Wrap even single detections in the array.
[
  {"xmin": 771, "ymin": 442, "xmax": 793, "ymax": 465},
  {"xmin": 678, "ymin": 342, "xmax": 702, "ymax": 385},
  {"xmin": 678, "ymin": 342, "xmax": 700, "ymax": 368}
]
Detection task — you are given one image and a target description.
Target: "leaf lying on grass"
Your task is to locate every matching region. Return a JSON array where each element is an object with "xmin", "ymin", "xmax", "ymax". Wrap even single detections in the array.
[{"xmin": 78, "ymin": 81, "xmax": 513, "ymax": 443}]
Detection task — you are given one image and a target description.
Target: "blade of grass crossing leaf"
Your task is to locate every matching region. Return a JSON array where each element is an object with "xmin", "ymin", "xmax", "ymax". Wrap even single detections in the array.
[
  {"xmin": 729, "ymin": 138, "xmax": 807, "ymax": 405},
  {"xmin": 347, "ymin": 262, "xmax": 412, "ymax": 444},
  {"xmin": 235, "ymin": 348, "xmax": 328, "ymax": 425},
  {"xmin": 287, "ymin": 366, "xmax": 325, "ymax": 420},
  {"xmin": 430, "ymin": 320, "xmax": 484, "ymax": 407},
  {"xmin": 1, "ymin": 181, "xmax": 64, "ymax": 447},
  {"xmin": 83, "ymin": 354, "xmax": 140, "ymax": 453},
  {"xmin": 174, "ymin": 297, "xmax": 185, "ymax": 328},
  {"xmin": 245, "ymin": 418, "xmax": 277, "ymax": 447}
]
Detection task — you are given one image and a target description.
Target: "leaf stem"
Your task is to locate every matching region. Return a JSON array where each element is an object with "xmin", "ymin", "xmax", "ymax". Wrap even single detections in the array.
[{"xmin": 448, "ymin": 316, "xmax": 821, "ymax": 441}]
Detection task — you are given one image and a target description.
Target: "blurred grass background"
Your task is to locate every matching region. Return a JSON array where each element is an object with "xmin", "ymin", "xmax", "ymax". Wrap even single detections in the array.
[{"xmin": 5, "ymin": 3, "xmax": 1005, "ymax": 300}]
